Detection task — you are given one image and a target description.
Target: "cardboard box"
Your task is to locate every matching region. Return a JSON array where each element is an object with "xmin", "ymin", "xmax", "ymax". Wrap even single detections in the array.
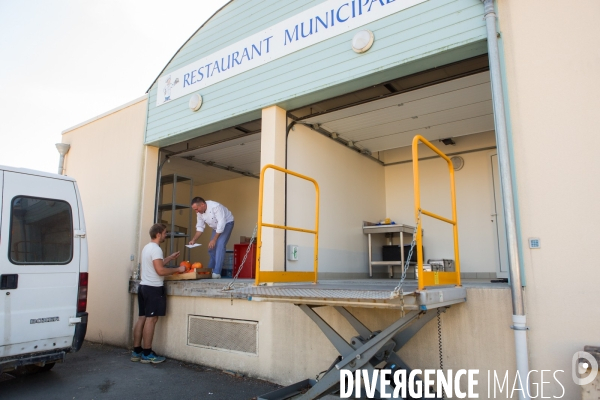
[{"xmin": 164, "ymin": 267, "xmax": 212, "ymax": 280}]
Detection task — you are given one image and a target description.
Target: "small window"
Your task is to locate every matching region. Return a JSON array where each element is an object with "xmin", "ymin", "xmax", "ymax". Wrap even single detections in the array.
[{"xmin": 9, "ymin": 196, "xmax": 73, "ymax": 264}]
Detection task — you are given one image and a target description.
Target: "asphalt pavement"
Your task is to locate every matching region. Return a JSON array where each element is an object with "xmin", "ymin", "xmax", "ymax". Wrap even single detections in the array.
[{"xmin": 0, "ymin": 341, "xmax": 281, "ymax": 400}]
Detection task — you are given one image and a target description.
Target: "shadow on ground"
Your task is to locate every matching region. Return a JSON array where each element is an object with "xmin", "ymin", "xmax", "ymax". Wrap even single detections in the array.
[{"xmin": 0, "ymin": 341, "xmax": 281, "ymax": 400}]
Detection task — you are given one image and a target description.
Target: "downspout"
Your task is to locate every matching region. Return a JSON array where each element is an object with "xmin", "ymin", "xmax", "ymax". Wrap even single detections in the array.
[
  {"xmin": 55, "ymin": 143, "xmax": 71, "ymax": 175},
  {"xmin": 482, "ymin": 1, "xmax": 530, "ymax": 398}
]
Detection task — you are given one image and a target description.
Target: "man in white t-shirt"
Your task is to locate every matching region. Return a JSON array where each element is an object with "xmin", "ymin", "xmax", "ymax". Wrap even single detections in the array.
[
  {"xmin": 188, "ymin": 197, "xmax": 234, "ymax": 279},
  {"xmin": 131, "ymin": 223, "xmax": 184, "ymax": 364}
]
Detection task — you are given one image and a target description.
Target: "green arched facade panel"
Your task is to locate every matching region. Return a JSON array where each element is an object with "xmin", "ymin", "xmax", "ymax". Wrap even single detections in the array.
[{"xmin": 145, "ymin": 0, "xmax": 487, "ymax": 146}]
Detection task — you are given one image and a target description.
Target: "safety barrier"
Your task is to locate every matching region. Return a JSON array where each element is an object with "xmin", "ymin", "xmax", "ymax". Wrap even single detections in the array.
[
  {"xmin": 255, "ymin": 164, "xmax": 319, "ymax": 285},
  {"xmin": 412, "ymin": 135, "xmax": 461, "ymax": 290}
]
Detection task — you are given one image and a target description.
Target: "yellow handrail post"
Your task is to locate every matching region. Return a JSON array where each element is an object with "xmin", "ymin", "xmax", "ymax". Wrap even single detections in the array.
[
  {"xmin": 255, "ymin": 164, "xmax": 266, "ymax": 286},
  {"xmin": 255, "ymin": 164, "xmax": 320, "ymax": 285},
  {"xmin": 412, "ymin": 135, "xmax": 462, "ymax": 290}
]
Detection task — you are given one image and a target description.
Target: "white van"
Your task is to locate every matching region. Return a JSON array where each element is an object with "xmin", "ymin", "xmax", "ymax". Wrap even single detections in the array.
[{"xmin": 0, "ymin": 165, "xmax": 88, "ymax": 373}]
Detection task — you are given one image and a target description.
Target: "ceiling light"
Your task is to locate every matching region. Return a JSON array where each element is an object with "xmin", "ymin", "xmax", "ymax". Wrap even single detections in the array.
[
  {"xmin": 189, "ymin": 93, "xmax": 203, "ymax": 111},
  {"xmin": 440, "ymin": 138, "xmax": 456, "ymax": 146},
  {"xmin": 352, "ymin": 30, "xmax": 375, "ymax": 53}
]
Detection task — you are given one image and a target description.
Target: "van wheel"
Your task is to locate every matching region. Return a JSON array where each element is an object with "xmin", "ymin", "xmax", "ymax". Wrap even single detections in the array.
[
  {"xmin": 19, "ymin": 363, "xmax": 55, "ymax": 374},
  {"xmin": 39, "ymin": 363, "xmax": 55, "ymax": 372}
]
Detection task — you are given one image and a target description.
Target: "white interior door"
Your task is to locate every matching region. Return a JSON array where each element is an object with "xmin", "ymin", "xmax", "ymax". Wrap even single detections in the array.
[{"xmin": 491, "ymin": 154, "xmax": 509, "ymax": 278}]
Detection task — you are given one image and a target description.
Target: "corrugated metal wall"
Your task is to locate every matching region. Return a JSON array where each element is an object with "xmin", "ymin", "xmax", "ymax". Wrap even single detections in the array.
[{"xmin": 145, "ymin": 0, "xmax": 487, "ymax": 146}]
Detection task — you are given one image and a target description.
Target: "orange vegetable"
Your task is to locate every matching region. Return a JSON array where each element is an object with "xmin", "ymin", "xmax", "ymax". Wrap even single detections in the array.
[
  {"xmin": 180, "ymin": 261, "xmax": 191, "ymax": 269},
  {"xmin": 192, "ymin": 262, "xmax": 202, "ymax": 269}
]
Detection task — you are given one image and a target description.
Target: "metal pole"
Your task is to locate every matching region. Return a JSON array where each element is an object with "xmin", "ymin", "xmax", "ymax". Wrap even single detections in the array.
[{"xmin": 482, "ymin": 1, "xmax": 530, "ymax": 398}]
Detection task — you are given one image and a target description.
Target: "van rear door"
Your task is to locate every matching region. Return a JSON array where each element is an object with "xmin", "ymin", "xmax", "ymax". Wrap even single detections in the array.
[{"xmin": 0, "ymin": 171, "xmax": 80, "ymax": 357}]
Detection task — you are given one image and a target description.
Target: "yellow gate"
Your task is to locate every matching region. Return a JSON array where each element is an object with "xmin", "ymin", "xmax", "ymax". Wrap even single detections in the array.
[
  {"xmin": 412, "ymin": 135, "xmax": 462, "ymax": 290},
  {"xmin": 255, "ymin": 164, "xmax": 319, "ymax": 285}
]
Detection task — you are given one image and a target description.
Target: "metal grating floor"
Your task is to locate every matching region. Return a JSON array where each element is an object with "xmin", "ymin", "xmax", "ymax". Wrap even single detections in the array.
[
  {"xmin": 235, "ymin": 282, "xmax": 466, "ymax": 310},
  {"xmin": 239, "ymin": 285, "xmax": 413, "ymax": 300}
]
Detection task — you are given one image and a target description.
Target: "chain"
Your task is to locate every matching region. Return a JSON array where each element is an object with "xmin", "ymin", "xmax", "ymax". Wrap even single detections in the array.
[
  {"xmin": 222, "ymin": 224, "xmax": 258, "ymax": 291},
  {"xmin": 391, "ymin": 210, "xmax": 421, "ymax": 315},
  {"xmin": 437, "ymin": 308, "xmax": 445, "ymax": 400}
]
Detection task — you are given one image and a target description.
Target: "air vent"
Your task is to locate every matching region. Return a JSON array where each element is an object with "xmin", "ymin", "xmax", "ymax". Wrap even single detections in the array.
[{"xmin": 188, "ymin": 315, "xmax": 258, "ymax": 355}]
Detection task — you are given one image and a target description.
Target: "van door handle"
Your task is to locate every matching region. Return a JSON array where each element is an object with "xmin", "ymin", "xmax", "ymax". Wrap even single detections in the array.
[
  {"xmin": 1, "ymin": 274, "xmax": 18, "ymax": 290},
  {"xmin": 74, "ymin": 230, "xmax": 86, "ymax": 238}
]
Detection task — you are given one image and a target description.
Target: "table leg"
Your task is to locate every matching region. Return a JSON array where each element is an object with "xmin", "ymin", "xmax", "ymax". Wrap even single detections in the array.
[
  {"xmin": 400, "ymin": 231, "xmax": 405, "ymax": 277},
  {"xmin": 368, "ymin": 233, "xmax": 372, "ymax": 278}
]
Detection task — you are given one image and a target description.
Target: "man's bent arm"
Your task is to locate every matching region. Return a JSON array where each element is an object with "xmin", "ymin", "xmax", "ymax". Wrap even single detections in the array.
[
  {"xmin": 189, "ymin": 231, "xmax": 202, "ymax": 245},
  {"xmin": 153, "ymin": 258, "xmax": 184, "ymax": 276}
]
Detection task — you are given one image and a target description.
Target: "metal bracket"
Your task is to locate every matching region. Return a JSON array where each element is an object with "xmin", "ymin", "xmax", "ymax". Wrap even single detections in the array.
[{"xmin": 510, "ymin": 325, "xmax": 529, "ymax": 331}]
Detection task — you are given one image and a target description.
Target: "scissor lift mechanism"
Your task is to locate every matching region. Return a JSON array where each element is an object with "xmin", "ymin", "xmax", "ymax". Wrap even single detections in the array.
[{"xmin": 236, "ymin": 284, "xmax": 466, "ymax": 399}]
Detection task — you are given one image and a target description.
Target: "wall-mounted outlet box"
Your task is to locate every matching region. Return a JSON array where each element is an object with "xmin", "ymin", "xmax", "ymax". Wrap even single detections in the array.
[
  {"xmin": 287, "ymin": 245, "xmax": 299, "ymax": 261},
  {"xmin": 528, "ymin": 238, "xmax": 541, "ymax": 249}
]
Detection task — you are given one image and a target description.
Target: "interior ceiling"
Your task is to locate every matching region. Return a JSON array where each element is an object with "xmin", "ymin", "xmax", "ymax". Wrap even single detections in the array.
[
  {"xmin": 167, "ymin": 133, "xmax": 261, "ymax": 186},
  {"xmin": 166, "ymin": 59, "xmax": 493, "ymax": 186},
  {"xmin": 300, "ymin": 72, "xmax": 493, "ymax": 153}
]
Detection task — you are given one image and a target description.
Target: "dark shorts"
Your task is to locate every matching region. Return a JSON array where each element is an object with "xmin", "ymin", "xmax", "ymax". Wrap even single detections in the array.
[{"xmin": 138, "ymin": 285, "xmax": 167, "ymax": 317}]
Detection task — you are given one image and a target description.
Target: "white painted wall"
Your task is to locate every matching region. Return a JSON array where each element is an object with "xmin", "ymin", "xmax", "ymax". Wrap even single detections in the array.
[
  {"xmin": 286, "ymin": 124, "xmax": 387, "ymax": 276},
  {"xmin": 383, "ymin": 131, "xmax": 499, "ymax": 276}
]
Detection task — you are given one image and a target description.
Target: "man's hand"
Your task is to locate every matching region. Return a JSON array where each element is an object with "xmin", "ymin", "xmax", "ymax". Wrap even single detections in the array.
[
  {"xmin": 169, "ymin": 251, "xmax": 181, "ymax": 261},
  {"xmin": 188, "ymin": 240, "xmax": 195, "ymax": 245},
  {"xmin": 208, "ymin": 239, "xmax": 217, "ymax": 250},
  {"xmin": 177, "ymin": 266, "xmax": 186, "ymax": 273}
]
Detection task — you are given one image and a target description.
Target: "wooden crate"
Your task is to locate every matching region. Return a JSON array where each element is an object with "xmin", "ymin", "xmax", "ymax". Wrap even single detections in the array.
[{"xmin": 165, "ymin": 267, "xmax": 212, "ymax": 281}]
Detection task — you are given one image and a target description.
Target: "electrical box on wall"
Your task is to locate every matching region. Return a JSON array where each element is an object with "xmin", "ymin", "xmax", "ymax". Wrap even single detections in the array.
[{"xmin": 287, "ymin": 245, "xmax": 299, "ymax": 261}]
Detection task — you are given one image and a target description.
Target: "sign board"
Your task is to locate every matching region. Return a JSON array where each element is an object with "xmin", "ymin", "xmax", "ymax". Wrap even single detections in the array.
[{"xmin": 156, "ymin": 0, "xmax": 427, "ymax": 106}]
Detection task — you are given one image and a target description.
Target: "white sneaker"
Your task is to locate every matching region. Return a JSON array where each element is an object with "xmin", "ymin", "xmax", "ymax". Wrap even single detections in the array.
[{"xmin": 212, "ymin": 273, "xmax": 221, "ymax": 279}]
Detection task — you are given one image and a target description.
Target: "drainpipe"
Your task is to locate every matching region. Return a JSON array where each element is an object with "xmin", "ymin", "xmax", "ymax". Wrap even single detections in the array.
[
  {"xmin": 482, "ymin": 1, "xmax": 530, "ymax": 398},
  {"xmin": 55, "ymin": 143, "xmax": 71, "ymax": 175}
]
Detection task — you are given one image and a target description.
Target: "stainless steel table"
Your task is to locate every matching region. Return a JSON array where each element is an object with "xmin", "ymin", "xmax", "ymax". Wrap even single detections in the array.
[{"xmin": 362, "ymin": 223, "xmax": 418, "ymax": 278}]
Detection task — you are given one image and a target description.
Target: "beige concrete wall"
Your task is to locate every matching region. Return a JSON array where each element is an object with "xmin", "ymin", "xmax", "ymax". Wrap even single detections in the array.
[
  {"xmin": 498, "ymin": 0, "xmax": 600, "ymax": 397},
  {"xmin": 62, "ymin": 96, "xmax": 148, "ymax": 347},
  {"xmin": 286, "ymin": 124, "xmax": 386, "ymax": 275},
  {"xmin": 143, "ymin": 286, "xmax": 515, "ymax": 396},
  {"xmin": 383, "ymin": 131, "xmax": 500, "ymax": 275},
  {"xmin": 260, "ymin": 106, "xmax": 287, "ymax": 271},
  {"xmin": 137, "ymin": 146, "xmax": 159, "ymax": 270}
]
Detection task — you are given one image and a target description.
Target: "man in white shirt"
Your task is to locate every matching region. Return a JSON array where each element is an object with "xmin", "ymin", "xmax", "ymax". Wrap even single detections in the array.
[
  {"xmin": 131, "ymin": 223, "xmax": 185, "ymax": 364},
  {"xmin": 188, "ymin": 197, "xmax": 234, "ymax": 279}
]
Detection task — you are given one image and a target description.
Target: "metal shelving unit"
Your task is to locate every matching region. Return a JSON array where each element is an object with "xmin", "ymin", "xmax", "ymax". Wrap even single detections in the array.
[{"xmin": 156, "ymin": 174, "xmax": 193, "ymax": 265}]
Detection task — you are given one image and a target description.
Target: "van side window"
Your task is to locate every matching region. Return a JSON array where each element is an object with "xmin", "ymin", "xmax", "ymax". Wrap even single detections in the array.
[{"xmin": 9, "ymin": 196, "xmax": 73, "ymax": 264}]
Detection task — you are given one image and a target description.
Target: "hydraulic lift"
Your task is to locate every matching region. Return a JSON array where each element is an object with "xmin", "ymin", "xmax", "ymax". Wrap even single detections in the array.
[{"xmin": 237, "ymin": 282, "xmax": 466, "ymax": 399}]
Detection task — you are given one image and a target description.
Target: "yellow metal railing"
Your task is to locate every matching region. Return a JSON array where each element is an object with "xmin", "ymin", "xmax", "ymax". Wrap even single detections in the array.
[
  {"xmin": 255, "ymin": 164, "xmax": 319, "ymax": 285},
  {"xmin": 412, "ymin": 135, "xmax": 461, "ymax": 290}
]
